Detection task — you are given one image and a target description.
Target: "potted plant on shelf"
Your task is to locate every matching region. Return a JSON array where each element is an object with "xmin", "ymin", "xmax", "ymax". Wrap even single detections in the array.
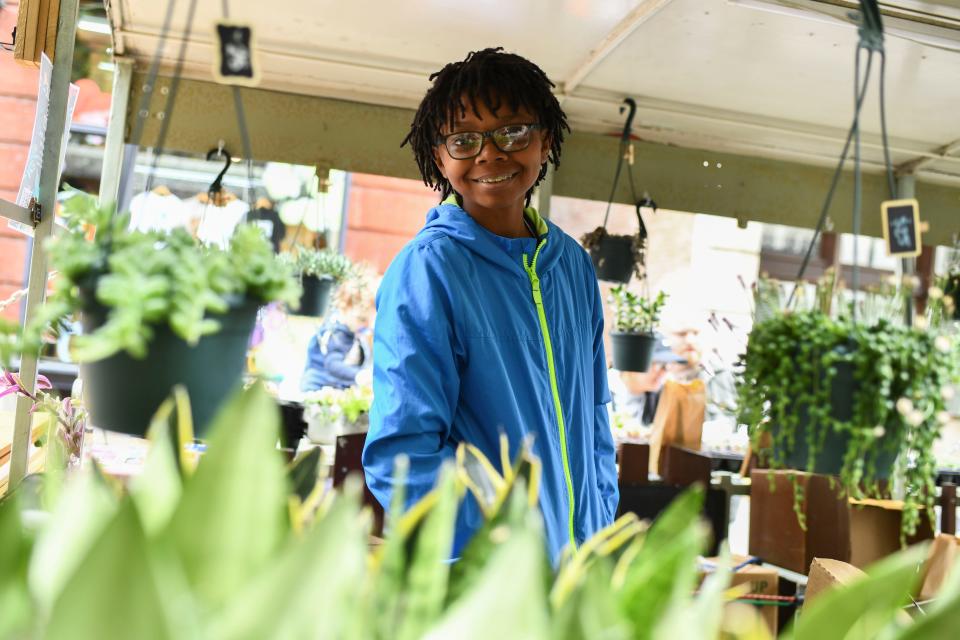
[
  {"xmin": 302, "ymin": 383, "xmax": 372, "ymax": 444},
  {"xmin": 292, "ymin": 248, "xmax": 353, "ymax": 317},
  {"xmin": 23, "ymin": 190, "xmax": 300, "ymax": 437},
  {"xmin": 737, "ymin": 279, "xmax": 960, "ymax": 538},
  {"xmin": 608, "ymin": 287, "xmax": 667, "ymax": 372}
]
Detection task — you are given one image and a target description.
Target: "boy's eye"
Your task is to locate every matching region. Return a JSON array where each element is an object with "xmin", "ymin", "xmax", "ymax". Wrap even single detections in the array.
[
  {"xmin": 450, "ymin": 134, "xmax": 480, "ymax": 148},
  {"xmin": 497, "ymin": 125, "xmax": 528, "ymax": 137}
]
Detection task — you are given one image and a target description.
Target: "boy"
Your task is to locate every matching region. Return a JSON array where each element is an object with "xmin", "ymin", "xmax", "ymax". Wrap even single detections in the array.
[{"xmin": 362, "ymin": 48, "xmax": 618, "ymax": 562}]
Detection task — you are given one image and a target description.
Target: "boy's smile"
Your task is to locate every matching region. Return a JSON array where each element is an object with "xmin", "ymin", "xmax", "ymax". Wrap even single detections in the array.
[{"xmin": 433, "ymin": 98, "xmax": 550, "ymax": 238}]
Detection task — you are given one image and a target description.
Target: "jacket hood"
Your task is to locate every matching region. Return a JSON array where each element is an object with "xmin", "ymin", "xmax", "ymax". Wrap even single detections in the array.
[{"xmin": 421, "ymin": 196, "xmax": 563, "ymax": 276}]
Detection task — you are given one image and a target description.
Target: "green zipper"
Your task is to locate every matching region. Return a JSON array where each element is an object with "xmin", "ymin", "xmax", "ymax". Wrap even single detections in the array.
[{"xmin": 522, "ymin": 239, "xmax": 577, "ymax": 550}]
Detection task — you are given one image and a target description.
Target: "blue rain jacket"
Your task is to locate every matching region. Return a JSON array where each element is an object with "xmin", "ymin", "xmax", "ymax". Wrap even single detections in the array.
[{"xmin": 362, "ymin": 199, "xmax": 619, "ymax": 562}]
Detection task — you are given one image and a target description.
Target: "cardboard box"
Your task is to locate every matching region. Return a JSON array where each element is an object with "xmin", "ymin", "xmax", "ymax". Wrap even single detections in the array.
[
  {"xmin": 804, "ymin": 557, "xmax": 866, "ymax": 605},
  {"xmin": 848, "ymin": 498, "xmax": 934, "ymax": 569},
  {"xmin": 749, "ymin": 470, "xmax": 850, "ymax": 574},
  {"xmin": 917, "ymin": 534, "xmax": 960, "ymax": 601},
  {"xmin": 659, "ymin": 445, "xmax": 712, "ymax": 488},
  {"xmin": 617, "ymin": 441, "xmax": 649, "ymax": 485},
  {"xmin": 699, "ymin": 555, "xmax": 779, "ymax": 635}
]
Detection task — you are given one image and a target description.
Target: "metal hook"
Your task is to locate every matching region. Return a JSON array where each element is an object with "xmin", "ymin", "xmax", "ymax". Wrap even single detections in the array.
[
  {"xmin": 619, "ymin": 97, "xmax": 637, "ymax": 143},
  {"xmin": 206, "ymin": 144, "xmax": 232, "ymax": 200}
]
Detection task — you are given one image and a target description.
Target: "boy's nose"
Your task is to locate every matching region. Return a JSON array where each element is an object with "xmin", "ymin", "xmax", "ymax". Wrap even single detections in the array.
[{"xmin": 475, "ymin": 136, "xmax": 508, "ymax": 162}]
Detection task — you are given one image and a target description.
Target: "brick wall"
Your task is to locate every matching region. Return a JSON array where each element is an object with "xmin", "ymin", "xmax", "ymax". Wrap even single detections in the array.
[
  {"xmin": 342, "ymin": 172, "xmax": 439, "ymax": 274},
  {"xmin": 0, "ymin": 1, "xmax": 39, "ymax": 320}
]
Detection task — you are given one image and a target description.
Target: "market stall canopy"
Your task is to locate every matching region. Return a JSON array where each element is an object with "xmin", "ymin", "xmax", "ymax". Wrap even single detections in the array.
[{"xmin": 104, "ymin": 0, "xmax": 960, "ymax": 243}]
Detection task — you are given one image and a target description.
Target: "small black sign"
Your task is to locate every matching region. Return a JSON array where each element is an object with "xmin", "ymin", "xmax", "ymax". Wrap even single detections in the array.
[
  {"xmin": 881, "ymin": 198, "xmax": 921, "ymax": 258},
  {"xmin": 214, "ymin": 23, "xmax": 259, "ymax": 86}
]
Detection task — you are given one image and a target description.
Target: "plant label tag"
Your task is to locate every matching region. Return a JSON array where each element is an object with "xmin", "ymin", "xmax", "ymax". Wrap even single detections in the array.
[
  {"xmin": 881, "ymin": 199, "xmax": 921, "ymax": 258},
  {"xmin": 213, "ymin": 22, "xmax": 259, "ymax": 86}
]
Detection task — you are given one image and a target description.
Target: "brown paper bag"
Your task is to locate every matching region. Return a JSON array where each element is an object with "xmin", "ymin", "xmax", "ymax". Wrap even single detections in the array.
[
  {"xmin": 649, "ymin": 379, "xmax": 706, "ymax": 474},
  {"xmin": 918, "ymin": 534, "xmax": 960, "ymax": 601}
]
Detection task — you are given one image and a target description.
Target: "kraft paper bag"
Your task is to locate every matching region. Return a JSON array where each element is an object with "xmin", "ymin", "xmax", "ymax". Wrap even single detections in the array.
[{"xmin": 649, "ymin": 379, "xmax": 706, "ymax": 474}]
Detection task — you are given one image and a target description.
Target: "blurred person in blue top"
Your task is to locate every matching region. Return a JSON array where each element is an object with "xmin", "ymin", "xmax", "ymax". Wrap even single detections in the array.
[
  {"xmin": 301, "ymin": 271, "xmax": 375, "ymax": 391},
  {"xmin": 361, "ymin": 47, "xmax": 618, "ymax": 563}
]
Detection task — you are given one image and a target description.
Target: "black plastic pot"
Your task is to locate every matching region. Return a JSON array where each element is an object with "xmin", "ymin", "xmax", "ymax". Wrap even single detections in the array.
[
  {"xmin": 590, "ymin": 234, "xmax": 636, "ymax": 283},
  {"xmin": 610, "ymin": 332, "xmax": 656, "ymax": 372},
  {"xmin": 80, "ymin": 300, "xmax": 259, "ymax": 437},
  {"xmin": 773, "ymin": 360, "xmax": 896, "ymax": 478},
  {"xmin": 298, "ymin": 275, "xmax": 335, "ymax": 317}
]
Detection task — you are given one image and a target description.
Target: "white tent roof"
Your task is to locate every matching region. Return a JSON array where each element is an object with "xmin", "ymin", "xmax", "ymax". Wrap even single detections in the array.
[{"xmin": 108, "ymin": 0, "xmax": 960, "ymax": 186}]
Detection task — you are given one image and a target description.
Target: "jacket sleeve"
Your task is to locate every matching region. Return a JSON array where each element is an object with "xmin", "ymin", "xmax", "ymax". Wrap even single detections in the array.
[
  {"xmin": 591, "ymin": 272, "xmax": 619, "ymax": 523},
  {"xmin": 362, "ymin": 244, "xmax": 461, "ymax": 512}
]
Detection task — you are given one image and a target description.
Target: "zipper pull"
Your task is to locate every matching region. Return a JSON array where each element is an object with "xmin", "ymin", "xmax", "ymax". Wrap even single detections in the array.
[{"xmin": 529, "ymin": 275, "xmax": 542, "ymax": 304}]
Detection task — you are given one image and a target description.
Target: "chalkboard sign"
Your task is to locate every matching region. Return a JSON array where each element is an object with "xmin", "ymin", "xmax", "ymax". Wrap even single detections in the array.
[
  {"xmin": 213, "ymin": 22, "xmax": 259, "ymax": 86},
  {"xmin": 881, "ymin": 198, "xmax": 921, "ymax": 258}
]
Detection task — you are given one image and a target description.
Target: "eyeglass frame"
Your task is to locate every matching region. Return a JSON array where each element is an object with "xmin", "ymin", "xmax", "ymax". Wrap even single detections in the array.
[{"xmin": 435, "ymin": 123, "xmax": 543, "ymax": 159}]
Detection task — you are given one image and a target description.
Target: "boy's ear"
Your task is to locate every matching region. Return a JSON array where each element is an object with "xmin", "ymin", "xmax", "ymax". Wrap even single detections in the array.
[
  {"xmin": 433, "ymin": 146, "xmax": 448, "ymax": 178},
  {"xmin": 539, "ymin": 134, "xmax": 552, "ymax": 165}
]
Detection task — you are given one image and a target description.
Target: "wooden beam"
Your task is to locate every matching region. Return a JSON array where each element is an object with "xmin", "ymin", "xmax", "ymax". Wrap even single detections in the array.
[{"xmin": 123, "ymin": 74, "xmax": 960, "ymax": 247}]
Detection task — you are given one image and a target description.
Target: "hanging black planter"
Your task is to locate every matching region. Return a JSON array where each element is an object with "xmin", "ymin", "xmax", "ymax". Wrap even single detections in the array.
[
  {"xmin": 584, "ymin": 199, "xmax": 651, "ymax": 283},
  {"xmin": 610, "ymin": 331, "xmax": 656, "ymax": 372},
  {"xmin": 80, "ymin": 299, "xmax": 259, "ymax": 437},
  {"xmin": 771, "ymin": 359, "xmax": 897, "ymax": 478},
  {"xmin": 580, "ymin": 98, "xmax": 655, "ymax": 284},
  {"xmin": 298, "ymin": 275, "xmax": 335, "ymax": 317}
]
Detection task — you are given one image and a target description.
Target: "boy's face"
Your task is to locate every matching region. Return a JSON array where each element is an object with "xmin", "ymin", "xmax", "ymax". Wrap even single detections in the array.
[{"xmin": 433, "ymin": 97, "xmax": 550, "ymax": 218}]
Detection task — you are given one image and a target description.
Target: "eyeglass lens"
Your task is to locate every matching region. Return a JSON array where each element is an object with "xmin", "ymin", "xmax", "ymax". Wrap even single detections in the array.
[{"xmin": 445, "ymin": 124, "xmax": 535, "ymax": 159}]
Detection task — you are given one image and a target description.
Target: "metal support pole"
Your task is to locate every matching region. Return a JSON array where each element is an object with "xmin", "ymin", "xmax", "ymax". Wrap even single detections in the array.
[
  {"xmin": 98, "ymin": 58, "xmax": 134, "ymax": 208},
  {"xmin": 898, "ymin": 174, "xmax": 917, "ymax": 327},
  {"xmin": 8, "ymin": 0, "xmax": 81, "ymax": 493}
]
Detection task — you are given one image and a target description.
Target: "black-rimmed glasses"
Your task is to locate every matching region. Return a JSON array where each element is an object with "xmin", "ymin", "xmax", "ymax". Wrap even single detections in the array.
[{"xmin": 436, "ymin": 123, "xmax": 542, "ymax": 160}]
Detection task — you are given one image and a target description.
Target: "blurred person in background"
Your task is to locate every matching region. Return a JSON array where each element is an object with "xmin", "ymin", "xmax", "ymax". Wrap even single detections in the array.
[{"xmin": 301, "ymin": 268, "xmax": 377, "ymax": 391}]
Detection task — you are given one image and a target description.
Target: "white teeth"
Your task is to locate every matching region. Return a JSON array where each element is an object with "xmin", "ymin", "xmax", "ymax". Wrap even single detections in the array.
[{"xmin": 477, "ymin": 173, "xmax": 515, "ymax": 184}]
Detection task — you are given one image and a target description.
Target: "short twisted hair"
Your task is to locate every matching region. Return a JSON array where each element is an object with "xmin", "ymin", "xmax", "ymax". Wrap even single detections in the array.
[{"xmin": 402, "ymin": 47, "xmax": 570, "ymax": 203}]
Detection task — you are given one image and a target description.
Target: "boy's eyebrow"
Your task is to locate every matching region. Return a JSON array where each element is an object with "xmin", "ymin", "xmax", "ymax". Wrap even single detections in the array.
[{"xmin": 447, "ymin": 113, "xmax": 537, "ymax": 132}]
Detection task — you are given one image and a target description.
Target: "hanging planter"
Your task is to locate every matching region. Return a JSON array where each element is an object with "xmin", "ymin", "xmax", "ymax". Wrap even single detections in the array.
[
  {"xmin": 769, "ymin": 358, "xmax": 896, "ymax": 478},
  {"xmin": 27, "ymin": 191, "xmax": 300, "ymax": 438},
  {"xmin": 299, "ymin": 275, "xmax": 336, "ymax": 317},
  {"xmin": 582, "ymin": 199, "xmax": 652, "ymax": 283},
  {"xmin": 80, "ymin": 299, "xmax": 259, "ymax": 437},
  {"xmin": 579, "ymin": 97, "xmax": 655, "ymax": 284},
  {"xmin": 610, "ymin": 332, "xmax": 657, "ymax": 372},
  {"xmin": 291, "ymin": 248, "xmax": 353, "ymax": 317},
  {"xmin": 738, "ymin": 310, "xmax": 958, "ymax": 536},
  {"xmin": 608, "ymin": 288, "xmax": 667, "ymax": 373}
]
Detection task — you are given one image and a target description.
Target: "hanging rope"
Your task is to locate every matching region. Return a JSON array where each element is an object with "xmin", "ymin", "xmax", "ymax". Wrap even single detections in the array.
[
  {"xmin": 601, "ymin": 98, "xmax": 638, "ymax": 229},
  {"xmin": 786, "ymin": 0, "xmax": 888, "ymax": 311},
  {"xmin": 144, "ymin": 0, "xmax": 200, "ymax": 193},
  {"xmin": 222, "ymin": 0, "xmax": 256, "ymax": 205},
  {"xmin": 128, "ymin": 0, "xmax": 178, "ymax": 151},
  {"xmin": 128, "ymin": 0, "xmax": 257, "ymax": 206}
]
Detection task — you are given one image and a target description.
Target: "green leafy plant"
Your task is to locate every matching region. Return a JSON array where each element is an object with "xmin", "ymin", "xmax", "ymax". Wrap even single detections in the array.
[
  {"xmin": 303, "ymin": 383, "xmax": 372, "ymax": 424},
  {"xmin": 737, "ymin": 309, "xmax": 959, "ymax": 538},
  {"xmin": 2, "ymin": 384, "xmax": 956, "ymax": 639},
  {"xmin": 293, "ymin": 247, "xmax": 354, "ymax": 282},
  {"xmin": 26, "ymin": 190, "xmax": 300, "ymax": 362},
  {"xmin": 609, "ymin": 287, "xmax": 667, "ymax": 334}
]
